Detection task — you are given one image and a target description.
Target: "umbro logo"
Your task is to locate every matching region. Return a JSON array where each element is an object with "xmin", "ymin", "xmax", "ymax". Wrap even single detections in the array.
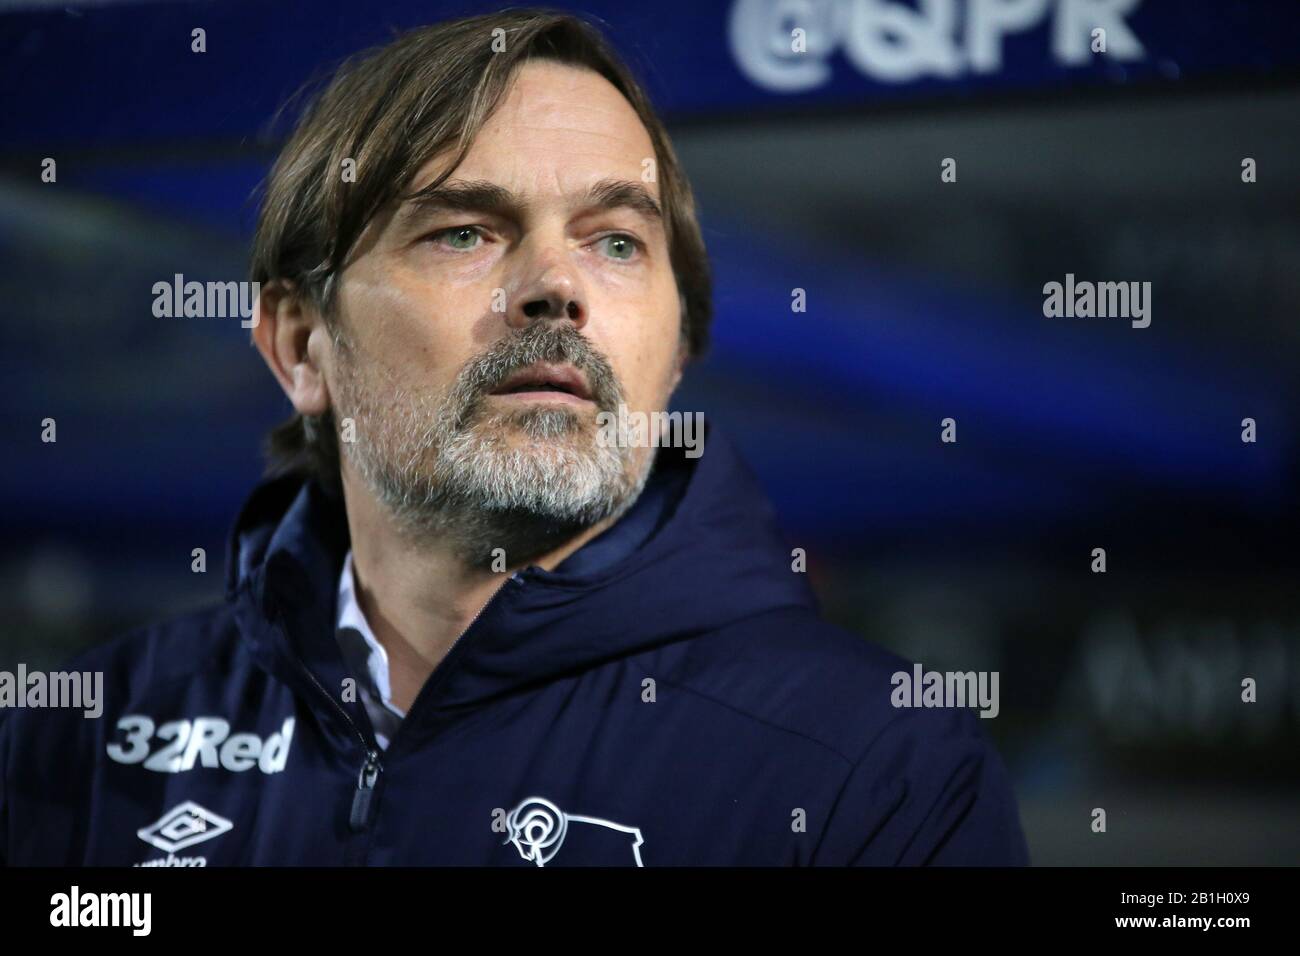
[{"xmin": 137, "ymin": 801, "xmax": 232, "ymax": 859}]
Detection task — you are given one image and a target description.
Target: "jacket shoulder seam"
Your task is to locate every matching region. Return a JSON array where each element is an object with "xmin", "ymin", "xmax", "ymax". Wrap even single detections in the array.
[{"xmin": 651, "ymin": 675, "xmax": 857, "ymax": 766}]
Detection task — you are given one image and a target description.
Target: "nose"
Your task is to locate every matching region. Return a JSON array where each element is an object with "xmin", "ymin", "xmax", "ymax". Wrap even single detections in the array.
[{"xmin": 505, "ymin": 241, "xmax": 588, "ymax": 332}]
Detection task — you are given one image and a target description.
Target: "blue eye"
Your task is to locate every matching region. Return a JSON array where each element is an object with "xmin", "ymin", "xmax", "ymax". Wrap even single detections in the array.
[{"xmin": 598, "ymin": 234, "xmax": 638, "ymax": 261}]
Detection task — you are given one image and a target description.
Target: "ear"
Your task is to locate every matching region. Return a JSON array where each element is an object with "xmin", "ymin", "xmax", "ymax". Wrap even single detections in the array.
[
  {"xmin": 667, "ymin": 293, "xmax": 689, "ymax": 394},
  {"xmin": 668, "ymin": 339, "xmax": 687, "ymax": 394},
  {"xmin": 252, "ymin": 280, "xmax": 334, "ymax": 416}
]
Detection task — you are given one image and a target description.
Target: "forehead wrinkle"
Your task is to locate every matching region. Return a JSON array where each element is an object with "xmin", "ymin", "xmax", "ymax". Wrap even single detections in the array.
[{"xmin": 501, "ymin": 122, "xmax": 646, "ymax": 142}]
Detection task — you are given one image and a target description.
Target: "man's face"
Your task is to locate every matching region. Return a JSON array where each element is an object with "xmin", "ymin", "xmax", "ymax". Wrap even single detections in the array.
[{"xmin": 325, "ymin": 60, "xmax": 684, "ymax": 545}]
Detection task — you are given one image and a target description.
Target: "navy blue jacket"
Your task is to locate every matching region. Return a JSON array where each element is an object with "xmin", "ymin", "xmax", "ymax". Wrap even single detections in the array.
[{"xmin": 0, "ymin": 428, "xmax": 1029, "ymax": 866}]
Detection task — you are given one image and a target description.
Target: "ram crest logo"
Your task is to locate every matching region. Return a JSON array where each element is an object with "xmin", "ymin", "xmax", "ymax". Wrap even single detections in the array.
[{"xmin": 504, "ymin": 796, "xmax": 645, "ymax": 867}]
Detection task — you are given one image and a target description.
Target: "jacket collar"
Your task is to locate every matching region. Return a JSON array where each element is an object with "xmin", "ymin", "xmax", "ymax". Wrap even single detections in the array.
[{"xmin": 227, "ymin": 425, "xmax": 816, "ymax": 750}]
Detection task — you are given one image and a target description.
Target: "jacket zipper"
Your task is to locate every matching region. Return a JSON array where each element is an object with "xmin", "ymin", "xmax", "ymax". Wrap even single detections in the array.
[
  {"xmin": 274, "ymin": 573, "xmax": 526, "ymax": 844},
  {"xmin": 288, "ymin": 644, "xmax": 384, "ymax": 834},
  {"xmin": 349, "ymin": 751, "xmax": 382, "ymax": 832}
]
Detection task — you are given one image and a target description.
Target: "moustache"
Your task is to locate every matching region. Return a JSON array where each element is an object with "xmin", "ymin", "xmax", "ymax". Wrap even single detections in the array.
[{"xmin": 455, "ymin": 324, "xmax": 623, "ymax": 419}]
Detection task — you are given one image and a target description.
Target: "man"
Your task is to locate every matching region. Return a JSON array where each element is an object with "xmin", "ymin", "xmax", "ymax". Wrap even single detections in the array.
[{"xmin": 0, "ymin": 10, "xmax": 1028, "ymax": 866}]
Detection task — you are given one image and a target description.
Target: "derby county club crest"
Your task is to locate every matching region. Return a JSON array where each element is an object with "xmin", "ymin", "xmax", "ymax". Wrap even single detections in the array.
[{"xmin": 504, "ymin": 796, "xmax": 645, "ymax": 867}]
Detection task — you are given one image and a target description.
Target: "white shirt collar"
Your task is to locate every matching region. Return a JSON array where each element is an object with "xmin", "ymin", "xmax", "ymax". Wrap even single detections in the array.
[{"xmin": 336, "ymin": 550, "xmax": 407, "ymax": 733}]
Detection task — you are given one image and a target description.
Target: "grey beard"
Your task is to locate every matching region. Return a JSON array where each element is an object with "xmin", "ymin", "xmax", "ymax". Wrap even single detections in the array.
[{"xmin": 333, "ymin": 322, "xmax": 651, "ymax": 569}]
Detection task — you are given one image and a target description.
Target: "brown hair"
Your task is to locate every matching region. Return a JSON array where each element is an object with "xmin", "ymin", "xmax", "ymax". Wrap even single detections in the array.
[{"xmin": 251, "ymin": 7, "xmax": 712, "ymax": 493}]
